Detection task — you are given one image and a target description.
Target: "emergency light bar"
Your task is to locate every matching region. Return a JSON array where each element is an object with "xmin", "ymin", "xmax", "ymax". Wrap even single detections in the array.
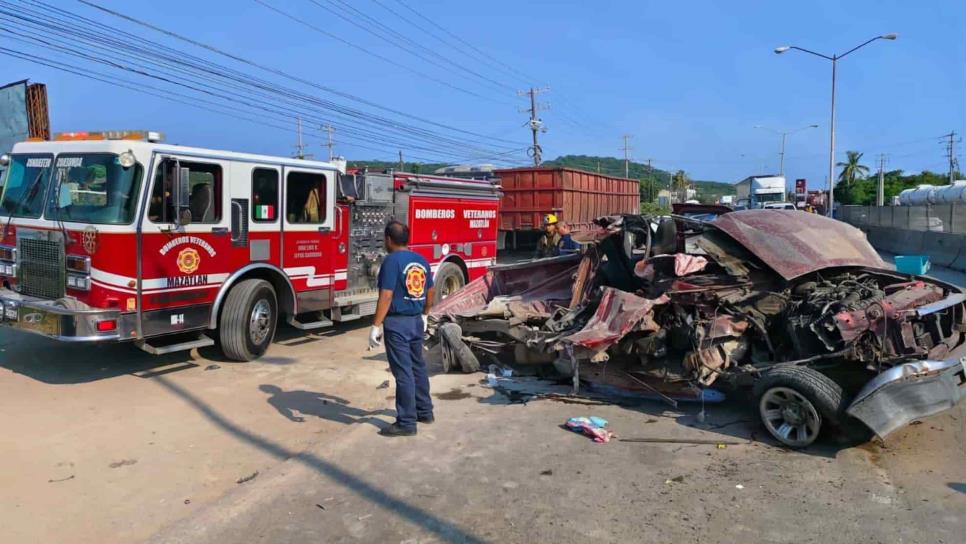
[{"xmin": 53, "ymin": 130, "xmax": 164, "ymax": 143}]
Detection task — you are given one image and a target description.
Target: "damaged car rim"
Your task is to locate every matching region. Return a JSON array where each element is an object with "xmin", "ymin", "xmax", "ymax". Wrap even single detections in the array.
[{"xmin": 759, "ymin": 387, "xmax": 821, "ymax": 447}]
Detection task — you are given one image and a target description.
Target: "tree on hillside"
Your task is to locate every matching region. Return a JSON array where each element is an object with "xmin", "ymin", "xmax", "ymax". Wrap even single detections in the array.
[{"xmin": 836, "ymin": 151, "xmax": 869, "ymax": 186}]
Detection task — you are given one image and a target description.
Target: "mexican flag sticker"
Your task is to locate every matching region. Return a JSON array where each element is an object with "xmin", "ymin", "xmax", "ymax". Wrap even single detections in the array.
[{"xmin": 255, "ymin": 205, "xmax": 275, "ymax": 220}]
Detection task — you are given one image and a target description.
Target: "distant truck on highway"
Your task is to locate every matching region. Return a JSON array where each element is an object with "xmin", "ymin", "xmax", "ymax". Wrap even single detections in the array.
[{"xmin": 734, "ymin": 175, "xmax": 786, "ymax": 209}]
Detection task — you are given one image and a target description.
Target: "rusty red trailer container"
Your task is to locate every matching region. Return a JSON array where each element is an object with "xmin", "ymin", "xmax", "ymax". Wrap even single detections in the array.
[{"xmin": 495, "ymin": 166, "xmax": 639, "ymax": 249}]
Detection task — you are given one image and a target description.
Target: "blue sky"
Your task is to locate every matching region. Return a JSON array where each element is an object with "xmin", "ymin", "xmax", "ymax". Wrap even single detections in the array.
[{"xmin": 3, "ymin": 0, "xmax": 964, "ymax": 187}]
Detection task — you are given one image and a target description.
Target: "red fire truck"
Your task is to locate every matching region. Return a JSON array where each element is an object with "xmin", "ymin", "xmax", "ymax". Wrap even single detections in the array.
[{"xmin": 0, "ymin": 131, "xmax": 500, "ymax": 360}]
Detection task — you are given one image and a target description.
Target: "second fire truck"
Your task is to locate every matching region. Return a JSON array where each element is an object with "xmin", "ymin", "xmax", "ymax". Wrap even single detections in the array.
[{"xmin": 0, "ymin": 131, "xmax": 500, "ymax": 360}]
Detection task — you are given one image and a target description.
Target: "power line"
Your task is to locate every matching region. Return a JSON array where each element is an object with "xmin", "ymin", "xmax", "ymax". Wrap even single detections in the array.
[
  {"xmin": 306, "ymin": 0, "xmax": 516, "ymax": 95},
  {"xmin": 390, "ymin": 0, "xmax": 536, "ymax": 85},
  {"xmin": 75, "ymin": 0, "xmax": 525, "ymax": 145},
  {"xmin": 4, "ymin": 0, "xmax": 526, "ymax": 163}
]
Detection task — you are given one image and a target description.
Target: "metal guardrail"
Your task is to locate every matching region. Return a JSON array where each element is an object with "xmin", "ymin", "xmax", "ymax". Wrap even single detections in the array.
[{"xmin": 840, "ymin": 204, "xmax": 966, "ymax": 234}]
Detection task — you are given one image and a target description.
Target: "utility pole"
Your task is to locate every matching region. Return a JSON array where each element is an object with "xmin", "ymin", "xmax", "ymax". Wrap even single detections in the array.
[
  {"xmin": 518, "ymin": 87, "xmax": 549, "ymax": 166},
  {"xmin": 943, "ymin": 131, "xmax": 959, "ymax": 185},
  {"xmin": 877, "ymin": 153, "xmax": 887, "ymax": 206},
  {"xmin": 322, "ymin": 124, "xmax": 335, "ymax": 161},
  {"xmin": 294, "ymin": 116, "xmax": 305, "ymax": 159},
  {"xmin": 398, "ymin": 150, "xmax": 404, "ymax": 172},
  {"xmin": 620, "ymin": 134, "xmax": 634, "ymax": 178},
  {"xmin": 646, "ymin": 159, "xmax": 653, "ymax": 201}
]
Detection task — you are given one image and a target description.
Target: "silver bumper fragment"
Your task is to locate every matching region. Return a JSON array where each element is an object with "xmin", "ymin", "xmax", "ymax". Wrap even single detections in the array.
[
  {"xmin": 846, "ymin": 357, "xmax": 966, "ymax": 438},
  {"xmin": 0, "ymin": 287, "xmax": 127, "ymax": 342}
]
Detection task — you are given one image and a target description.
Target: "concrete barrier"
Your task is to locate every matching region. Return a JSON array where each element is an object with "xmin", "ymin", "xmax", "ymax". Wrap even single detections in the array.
[
  {"xmin": 865, "ymin": 226, "xmax": 888, "ymax": 250},
  {"xmin": 949, "ymin": 238, "xmax": 966, "ymax": 273},
  {"xmin": 897, "ymin": 229, "xmax": 926, "ymax": 255},
  {"xmin": 920, "ymin": 231, "xmax": 961, "ymax": 267}
]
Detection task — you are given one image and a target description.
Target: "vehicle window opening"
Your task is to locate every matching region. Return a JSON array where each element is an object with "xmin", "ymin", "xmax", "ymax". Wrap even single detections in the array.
[
  {"xmin": 252, "ymin": 168, "xmax": 279, "ymax": 222},
  {"xmin": 149, "ymin": 160, "xmax": 222, "ymax": 224},
  {"xmin": 287, "ymin": 171, "xmax": 327, "ymax": 224}
]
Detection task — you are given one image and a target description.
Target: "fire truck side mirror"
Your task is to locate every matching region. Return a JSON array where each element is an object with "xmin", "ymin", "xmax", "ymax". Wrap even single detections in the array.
[{"xmin": 174, "ymin": 166, "xmax": 192, "ymax": 226}]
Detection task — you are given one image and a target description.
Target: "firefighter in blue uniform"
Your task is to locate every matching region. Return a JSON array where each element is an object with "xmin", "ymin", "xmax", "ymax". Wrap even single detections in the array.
[{"xmin": 368, "ymin": 221, "xmax": 435, "ymax": 437}]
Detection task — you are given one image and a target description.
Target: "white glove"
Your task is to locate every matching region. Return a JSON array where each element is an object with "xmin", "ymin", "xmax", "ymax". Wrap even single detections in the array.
[
  {"xmin": 422, "ymin": 315, "xmax": 429, "ymax": 332},
  {"xmin": 368, "ymin": 325, "xmax": 383, "ymax": 350}
]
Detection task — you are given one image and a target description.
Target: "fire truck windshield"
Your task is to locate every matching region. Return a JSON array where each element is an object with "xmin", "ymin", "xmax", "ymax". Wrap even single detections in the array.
[
  {"xmin": 0, "ymin": 153, "xmax": 53, "ymax": 218},
  {"xmin": 43, "ymin": 153, "xmax": 144, "ymax": 225}
]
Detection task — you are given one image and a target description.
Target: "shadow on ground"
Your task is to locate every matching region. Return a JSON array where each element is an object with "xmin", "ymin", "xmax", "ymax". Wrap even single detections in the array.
[
  {"xmin": 152, "ymin": 375, "xmax": 486, "ymax": 543},
  {"xmin": 259, "ymin": 384, "xmax": 393, "ymax": 428},
  {"xmin": 465, "ymin": 373, "xmax": 862, "ymax": 458},
  {"xmin": 0, "ymin": 319, "xmax": 371, "ymax": 384}
]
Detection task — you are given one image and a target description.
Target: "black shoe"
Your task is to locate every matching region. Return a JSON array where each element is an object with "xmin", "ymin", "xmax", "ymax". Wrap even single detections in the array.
[
  {"xmin": 418, "ymin": 414, "xmax": 435, "ymax": 424},
  {"xmin": 379, "ymin": 423, "xmax": 416, "ymax": 437}
]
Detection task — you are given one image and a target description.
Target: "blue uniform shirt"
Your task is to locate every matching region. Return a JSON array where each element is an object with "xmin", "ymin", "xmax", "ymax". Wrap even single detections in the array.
[{"xmin": 378, "ymin": 250, "xmax": 434, "ymax": 316}]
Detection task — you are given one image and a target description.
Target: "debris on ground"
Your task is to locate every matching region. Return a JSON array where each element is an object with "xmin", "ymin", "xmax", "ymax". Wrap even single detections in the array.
[
  {"xmin": 108, "ymin": 459, "xmax": 137, "ymax": 468},
  {"xmin": 204, "ymin": 364, "xmax": 220, "ymax": 371},
  {"xmin": 236, "ymin": 471, "xmax": 259, "ymax": 484},
  {"xmin": 565, "ymin": 416, "xmax": 614, "ymax": 443},
  {"xmin": 376, "ymin": 380, "xmax": 390, "ymax": 390},
  {"xmin": 48, "ymin": 475, "xmax": 75, "ymax": 483}
]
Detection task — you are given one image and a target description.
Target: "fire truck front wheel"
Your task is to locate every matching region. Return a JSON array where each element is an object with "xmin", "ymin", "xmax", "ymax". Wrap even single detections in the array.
[
  {"xmin": 219, "ymin": 279, "xmax": 278, "ymax": 361},
  {"xmin": 434, "ymin": 262, "xmax": 465, "ymax": 304}
]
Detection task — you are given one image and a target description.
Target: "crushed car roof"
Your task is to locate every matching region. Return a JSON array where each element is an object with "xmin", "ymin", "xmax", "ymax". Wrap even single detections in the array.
[{"xmin": 710, "ymin": 210, "xmax": 886, "ymax": 280}]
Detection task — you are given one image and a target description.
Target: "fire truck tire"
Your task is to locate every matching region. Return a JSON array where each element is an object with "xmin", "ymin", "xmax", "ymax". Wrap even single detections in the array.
[
  {"xmin": 434, "ymin": 262, "xmax": 465, "ymax": 304},
  {"xmin": 219, "ymin": 279, "xmax": 278, "ymax": 361}
]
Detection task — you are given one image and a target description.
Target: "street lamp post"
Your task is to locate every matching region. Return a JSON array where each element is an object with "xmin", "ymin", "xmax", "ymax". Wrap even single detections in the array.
[
  {"xmin": 754, "ymin": 123, "xmax": 819, "ymax": 176},
  {"xmin": 774, "ymin": 34, "xmax": 897, "ymax": 217}
]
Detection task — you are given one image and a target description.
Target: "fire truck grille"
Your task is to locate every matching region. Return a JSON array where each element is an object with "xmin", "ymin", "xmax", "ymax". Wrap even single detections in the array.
[{"xmin": 17, "ymin": 238, "xmax": 65, "ymax": 299}]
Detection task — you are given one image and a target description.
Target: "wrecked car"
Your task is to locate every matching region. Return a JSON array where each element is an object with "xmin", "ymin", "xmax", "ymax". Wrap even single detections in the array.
[{"xmin": 429, "ymin": 210, "xmax": 966, "ymax": 448}]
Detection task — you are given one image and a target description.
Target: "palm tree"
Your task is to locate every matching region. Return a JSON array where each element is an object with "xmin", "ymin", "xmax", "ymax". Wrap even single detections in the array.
[{"xmin": 836, "ymin": 150, "xmax": 869, "ymax": 186}]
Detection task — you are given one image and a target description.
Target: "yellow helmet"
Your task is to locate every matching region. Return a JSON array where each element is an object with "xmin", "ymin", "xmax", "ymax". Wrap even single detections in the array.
[{"xmin": 543, "ymin": 213, "xmax": 558, "ymax": 226}]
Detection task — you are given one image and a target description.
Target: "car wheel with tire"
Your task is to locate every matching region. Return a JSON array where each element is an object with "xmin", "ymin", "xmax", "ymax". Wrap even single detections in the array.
[
  {"xmin": 438, "ymin": 322, "xmax": 479, "ymax": 373},
  {"xmin": 219, "ymin": 279, "xmax": 277, "ymax": 361},
  {"xmin": 434, "ymin": 262, "xmax": 465, "ymax": 304},
  {"xmin": 753, "ymin": 365, "xmax": 846, "ymax": 448}
]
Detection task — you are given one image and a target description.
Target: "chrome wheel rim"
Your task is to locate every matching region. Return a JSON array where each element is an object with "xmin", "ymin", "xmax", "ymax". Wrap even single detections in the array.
[
  {"xmin": 249, "ymin": 299, "xmax": 272, "ymax": 345},
  {"xmin": 759, "ymin": 386, "xmax": 821, "ymax": 447}
]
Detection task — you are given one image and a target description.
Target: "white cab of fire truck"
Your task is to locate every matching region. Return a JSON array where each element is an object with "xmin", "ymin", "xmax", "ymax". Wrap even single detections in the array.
[{"xmin": 0, "ymin": 131, "xmax": 500, "ymax": 361}]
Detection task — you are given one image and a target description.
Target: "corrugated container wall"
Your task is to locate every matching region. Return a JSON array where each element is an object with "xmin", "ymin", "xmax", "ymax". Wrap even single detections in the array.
[{"xmin": 495, "ymin": 167, "xmax": 639, "ymax": 231}]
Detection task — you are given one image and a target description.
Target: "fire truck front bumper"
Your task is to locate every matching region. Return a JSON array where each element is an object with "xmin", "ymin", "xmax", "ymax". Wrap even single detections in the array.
[{"xmin": 0, "ymin": 288, "xmax": 132, "ymax": 342}]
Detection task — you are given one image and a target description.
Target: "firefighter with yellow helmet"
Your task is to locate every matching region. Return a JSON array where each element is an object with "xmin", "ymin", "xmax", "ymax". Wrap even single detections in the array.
[{"xmin": 534, "ymin": 213, "xmax": 579, "ymax": 259}]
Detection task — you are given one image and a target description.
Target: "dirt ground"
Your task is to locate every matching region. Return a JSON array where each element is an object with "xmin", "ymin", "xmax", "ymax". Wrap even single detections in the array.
[
  {"xmin": 149, "ymin": 369, "xmax": 965, "ymax": 544},
  {"xmin": 1, "ymin": 261, "xmax": 965, "ymax": 543},
  {"xmin": 0, "ymin": 322, "xmax": 396, "ymax": 544}
]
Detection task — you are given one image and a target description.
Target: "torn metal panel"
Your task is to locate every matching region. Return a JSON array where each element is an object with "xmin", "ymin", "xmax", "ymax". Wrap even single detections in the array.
[
  {"xmin": 560, "ymin": 288, "xmax": 667, "ymax": 352},
  {"xmin": 846, "ymin": 357, "xmax": 966, "ymax": 437}
]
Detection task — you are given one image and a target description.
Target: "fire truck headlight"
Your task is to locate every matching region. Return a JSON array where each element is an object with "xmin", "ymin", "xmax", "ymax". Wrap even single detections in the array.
[
  {"xmin": 0, "ymin": 262, "xmax": 14, "ymax": 277},
  {"xmin": 66, "ymin": 255, "xmax": 91, "ymax": 274},
  {"xmin": 0, "ymin": 245, "xmax": 15, "ymax": 262},
  {"xmin": 67, "ymin": 274, "xmax": 91, "ymax": 291},
  {"xmin": 118, "ymin": 150, "xmax": 136, "ymax": 169},
  {"xmin": 4, "ymin": 303, "xmax": 17, "ymax": 320}
]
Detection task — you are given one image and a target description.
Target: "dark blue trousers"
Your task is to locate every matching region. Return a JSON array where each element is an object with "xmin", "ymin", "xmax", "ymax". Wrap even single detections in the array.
[{"xmin": 383, "ymin": 314, "xmax": 433, "ymax": 430}]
